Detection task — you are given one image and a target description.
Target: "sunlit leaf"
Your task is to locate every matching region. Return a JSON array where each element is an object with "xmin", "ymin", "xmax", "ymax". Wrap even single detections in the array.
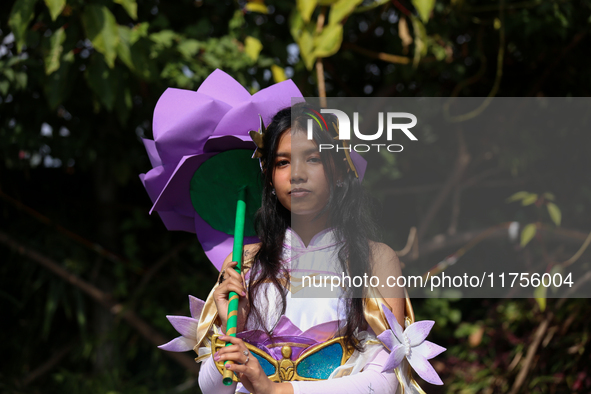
[
  {"xmin": 271, "ymin": 65, "xmax": 286, "ymax": 82},
  {"xmin": 289, "ymin": 9, "xmax": 305, "ymax": 41},
  {"xmin": 245, "ymin": 2, "xmax": 269, "ymax": 14},
  {"xmin": 520, "ymin": 223, "xmax": 537, "ymax": 247},
  {"xmin": 8, "ymin": 0, "xmax": 38, "ymax": 53},
  {"xmin": 534, "ymin": 284, "xmax": 547, "ymax": 312},
  {"xmin": 244, "ymin": 36, "xmax": 263, "ymax": 61},
  {"xmin": 328, "ymin": 0, "xmax": 363, "ymax": 25},
  {"xmin": 116, "ymin": 25, "xmax": 134, "ymax": 70},
  {"xmin": 521, "ymin": 193, "xmax": 538, "ymax": 206},
  {"xmin": 44, "ymin": 27, "xmax": 66, "ymax": 75},
  {"xmin": 411, "ymin": 16, "xmax": 427, "ymax": 67},
  {"xmin": 114, "ymin": 0, "xmax": 138, "ymax": 20},
  {"xmin": 178, "ymin": 39, "xmax": 201, "ymax": 59},
  {"xmin": 44, "ymin": 0, "xmax": 65, "ymax": 21},
  {"xmin": 44, "ymin": 50, "xmax": 74, "ymax": 109},
  {"xmin": 546, "ymin": 202, "xmax": 561, "ymax": 226},
  {"xmin": 298, "ymin": 24, "xmax": 316, "ymax": 70},
  {"xmin": 297, "ymin": 0, "xmax": 317, "ymax": 22},
  {"xmin": 82, "ymin": 5, "xmax": 120, "ymax": 68},
  {"xmin": 85, "ymin": 54, "xmax": 118, "ymax": 111},
  {"xmin": 150, "ymin": 30, "xmax": 177, "ymax": 48},
  {"xmin": 542, "ymin": 192, "xmax": 556, "ymax": 201},
  {"xmin": 312, "ymin": 23, "xmax": 343, "ymax": 58},
  {"xmin": 506, "ymin": 191, "xmax": 532, "ymax": 203},
  {"xmin": 411, "ymin": 0, "xmax": 435, "ymax": 23},
  {"xmin": 130, "ymin": 22, "xmax": 149, "ymax": 44}
]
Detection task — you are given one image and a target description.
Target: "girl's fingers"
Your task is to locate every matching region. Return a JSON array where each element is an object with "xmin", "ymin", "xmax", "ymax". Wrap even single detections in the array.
[
  {"xmin": 219, "ymin": 335, "xmax": 243, "ymax": 345},
  {"xmin": 214, "ymin": 350, "xmax": 245, "ymax": 363},
  {"xmin": 225, "ymin": 362, "xmax": 249, "ymax": 374},
  {"xmin": 220, "ymin": 283, "xmax": 246, "ymax": 297}
]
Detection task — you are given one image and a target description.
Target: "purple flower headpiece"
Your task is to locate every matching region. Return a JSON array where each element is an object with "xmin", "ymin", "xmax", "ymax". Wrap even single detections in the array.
[{"xmin": 139, "ymin": 69, "xmax": 367, "ymax": 270}]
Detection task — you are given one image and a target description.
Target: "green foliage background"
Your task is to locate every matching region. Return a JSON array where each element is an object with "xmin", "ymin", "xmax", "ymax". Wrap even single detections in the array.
[{"xmin": 1, "ymin": 0, "xmax": 591, "ymax": 392}]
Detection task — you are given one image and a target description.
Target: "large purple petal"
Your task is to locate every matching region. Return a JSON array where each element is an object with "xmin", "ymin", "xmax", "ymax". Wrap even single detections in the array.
[
  {"xmin": 381, "ymin": 344, "xmax": 406, "ymax": 372},
  {"xmin": 194, "ymin": 213, "xmax": 259, "ymax": 271},
  {"xmin": 377, "ymin": 329, "xmax": 396, "ymax": 351},
  {"xmin": 142, "ymin": 138, "xmax": 162, "ymax": 168},
  {"xmin": 153, "ymin": 88, "xmax": 231, "ymax": 164},
  {"xmin": 381, "ymin": 304, "xmax": 404, "ymax": 343},
  {"xmin": 407, "ymin": 352, "xmax": 444, "ymax": 385},
  {"xmin": 155, "ymin": 211, "xmax": 195, "ymax": 232},
  {"xmin": 150, "ymin": 153, "xmax": 215, "ymax": 215},
  {"xmin": 210, "ymin": 80, "xmax": 303, "ymax": 138},
  {"xmin": 166, "ymin": 315, "xmax": 199, "ymax": 338},
  {"xmin": 414, "ymin": 340, "xmax": 446, "ymax": 360},
  {"xmin": 197, "ymin": 69, "xmax": 252, "ymax": 107},
  {"xmin": 189, "ymin": 295, "xmax": 205, "ymax": 320},
  {"xmin": 158, "ymin": 336, "xmax": 196, "ymax": 352},
  {"xmin": 406, "ymin": 320, "xmax": 435, "ymax": 346}
]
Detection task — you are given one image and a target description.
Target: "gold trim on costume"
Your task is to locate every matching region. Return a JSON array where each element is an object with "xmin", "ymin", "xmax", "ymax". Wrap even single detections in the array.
[{"xmin": 211, "ymin": 334, "xmax": 356, "ymax": 383}]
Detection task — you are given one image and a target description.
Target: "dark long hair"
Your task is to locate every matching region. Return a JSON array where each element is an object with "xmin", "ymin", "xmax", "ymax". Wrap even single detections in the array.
[{"xmin": 246, "ymin": 102, "xmax": 377, "ymax": 351}]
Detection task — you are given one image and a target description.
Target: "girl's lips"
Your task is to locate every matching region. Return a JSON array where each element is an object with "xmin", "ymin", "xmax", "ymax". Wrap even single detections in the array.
[{"xmin": 290, "ymin": 189, "xmax": 311, "ymax": 198}]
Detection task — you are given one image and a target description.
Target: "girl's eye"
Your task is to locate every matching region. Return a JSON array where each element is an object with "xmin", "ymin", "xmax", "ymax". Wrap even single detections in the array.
[
  {"xmin": 276, "ymin": 160, "xmax": 289, "ymax": 167},
  {"xmin": 308, "ymin": 157, "xmax": 321, "ymax": 163}
]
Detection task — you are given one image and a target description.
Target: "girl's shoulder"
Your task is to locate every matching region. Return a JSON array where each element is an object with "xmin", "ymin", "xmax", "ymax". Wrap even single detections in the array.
[{"xmin": 368, "ymin": 240, "xmax": 402, "ymax": 274}]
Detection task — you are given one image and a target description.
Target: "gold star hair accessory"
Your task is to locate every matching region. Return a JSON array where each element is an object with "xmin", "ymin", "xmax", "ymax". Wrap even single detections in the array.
[{"xmin": 249, "ymin": 114, "xmax": 267, "ymax": 171}]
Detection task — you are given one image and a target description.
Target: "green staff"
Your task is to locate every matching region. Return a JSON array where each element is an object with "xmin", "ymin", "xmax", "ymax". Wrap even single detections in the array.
[{"xmin": 223, "ymin": 186, "xmax": 246, "ymax": 385}]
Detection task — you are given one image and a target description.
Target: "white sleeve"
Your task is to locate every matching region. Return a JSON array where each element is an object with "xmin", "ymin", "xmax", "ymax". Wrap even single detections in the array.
[
  {"xmin": 198, "ymin": 356, "xmax": 238, "ymax": 394},
  {"xmin": 289, "ymin": 349, "xmax": 399, "ymax": 394}
]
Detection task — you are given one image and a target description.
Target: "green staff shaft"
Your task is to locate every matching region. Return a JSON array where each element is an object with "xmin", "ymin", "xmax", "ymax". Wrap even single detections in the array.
[{"xmin": 223, "ymin": 186, "xmax": 246, "ymax": 385}]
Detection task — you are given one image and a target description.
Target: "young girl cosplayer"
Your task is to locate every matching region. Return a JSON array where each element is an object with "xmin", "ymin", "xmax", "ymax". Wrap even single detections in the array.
[{"xmin": 140, "ymin": 70, "xmax": 445, "ymax": 394}]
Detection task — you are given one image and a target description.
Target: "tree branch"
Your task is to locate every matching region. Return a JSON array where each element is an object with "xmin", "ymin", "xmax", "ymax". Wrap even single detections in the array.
[
  {"xmin": 0, "ymin": 231, "xmax": 200, "ymax": 376},
  {"xmin": 417, "ymin": 129, "xmax": 470, "ymax": 240}
]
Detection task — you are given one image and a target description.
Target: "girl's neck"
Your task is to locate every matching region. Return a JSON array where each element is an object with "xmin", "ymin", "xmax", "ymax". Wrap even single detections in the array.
[{"xmin": 291, "ymin": 213, "xmax": 330, "ymax": 247}]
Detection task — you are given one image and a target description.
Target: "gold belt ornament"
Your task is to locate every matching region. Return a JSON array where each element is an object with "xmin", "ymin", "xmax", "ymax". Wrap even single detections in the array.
[{"xmin": 211, "ymin": 334, "xmax": 356, "ymax": 383}]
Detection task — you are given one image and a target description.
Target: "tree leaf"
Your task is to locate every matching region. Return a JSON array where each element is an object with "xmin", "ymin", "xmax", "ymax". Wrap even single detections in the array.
[
  {"xmin": 245, "ymin": 2, "xmax": 269, "ymax": 14},
  {"xmin": 114, "ymin": 0, "xmax": 138, "ymax": 20},
  {"xmin": 546, "ymin": 202, "xmax": 561, "ymax": 226},
  {"xmin": 506, "ymin": 191, "xmax": 531, "ymax": 203},
  {"xmin": 534, "ymin": 284, "xmax": 547, "ymax": 312},
  {"xmin": 44, "ymin": 27, "xmax": 66, "ymax": 75},
  {"xmin": 44, "ymin": 0, "xmax": 65, "ymax": 21},
  {"xmin": 297, "ymin": 24, "xmax": 316, "ymax": 70},
  {"xmin": 44, "ymin": 50, "xmax": 74, "ymax": 109},
  {"xmin": 289, "ymin": 9, "xmax": 305, "ymax": 41},
  {"xmin": 297, "ymin": 0, "xmax": 317, "ymax": 22},
  {"xmin": 312, "ymin": 23, "xmax": 343, "ymax": 58},
  {"xmin": 116, "ymin": 25, "xmax": 134, "ymax": 70},
  {"xmin": 410, "ymin": 16, "xmax": 427, "ymax": 67},
  {"xmin": 85, "ymin": 54, "xmax": 118, "ymax": 111},
  {"xmin": 244, "ymin": 36, "xmax": 263, "ymax": 61},
  {"xmin": 8, "ymin": 0, "xmax": 38, "ymax": 53},
  {"xmin": 82, "ymin": 5, "xmax": 120, "ymax": 68},
  {"xmin": 411, "ymin": 0, "xmax": 435, "ymax": 23},
  {"xmin": 542, "ymin": 192, "xmax": 555, "ymax": 201},
  {"xmin": 521, "ymin": 193, "xmax": 538, "ymax": 206},
  {"xmin": 328, "ymin": 0, "xmax": 363, "ymax": 25},
  {"xmin": 271, "ymin": 65, "xmax": 286, "ymax": 82},
  {"xmin": 520, "ymin": 223, "xmax": 537, "ymax": 247}
]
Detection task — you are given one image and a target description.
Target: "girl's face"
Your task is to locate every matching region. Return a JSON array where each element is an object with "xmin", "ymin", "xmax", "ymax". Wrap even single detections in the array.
[{"xmin": 272, "ymin": 129, "xmax": 332, "ymax": 219}]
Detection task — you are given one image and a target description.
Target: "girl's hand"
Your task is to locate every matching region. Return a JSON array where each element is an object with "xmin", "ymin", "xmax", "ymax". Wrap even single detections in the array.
[
  {"xmin": 213, "ymin": 260, "xmax": 250, "ymax": 333},
  {"xmin": 215, "ymin": 336, "xmax": 290, "ymax": 394}
]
